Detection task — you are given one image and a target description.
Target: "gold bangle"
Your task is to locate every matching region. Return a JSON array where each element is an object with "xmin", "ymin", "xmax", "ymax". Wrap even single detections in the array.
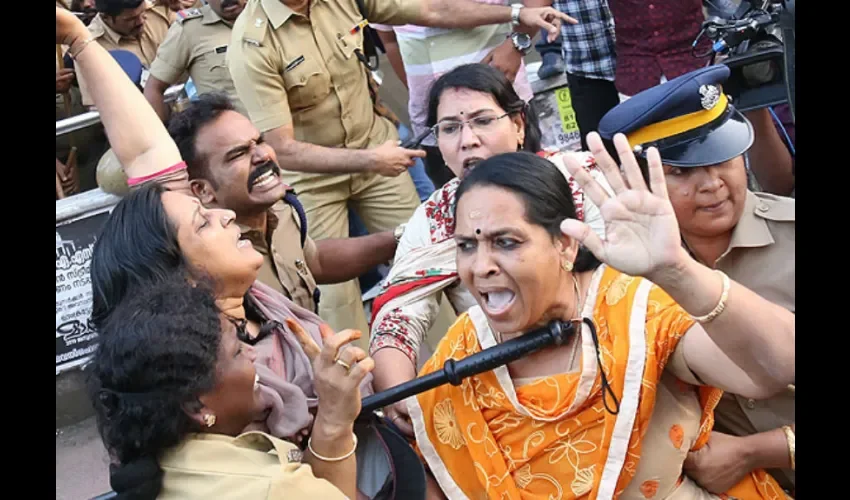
[
  {"xmin": 69, "ymin": 36, "xmax": 95, "ymax": 60},
  {"xmin": 307, "ymin": 433, "xmax": 358, "ymax": 462},
  {"xmin": 690, "ymin": 270, "xmax": 730, "ymax": 323},
  {"xmin": 781, "ymin": 425, "xmax": 795, "ymax": 471}
]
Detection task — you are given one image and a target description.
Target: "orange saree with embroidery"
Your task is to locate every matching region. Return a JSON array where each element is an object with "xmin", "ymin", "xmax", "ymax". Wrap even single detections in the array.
[{"xmin": 408, "ymin": 266, "xmax": 788, "ymax": 499}]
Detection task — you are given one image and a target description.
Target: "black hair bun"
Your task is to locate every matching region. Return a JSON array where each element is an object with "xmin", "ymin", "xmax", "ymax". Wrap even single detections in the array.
[{"xmin": 109, "ymin": 456, "xmax": 163, "ymax": 500}]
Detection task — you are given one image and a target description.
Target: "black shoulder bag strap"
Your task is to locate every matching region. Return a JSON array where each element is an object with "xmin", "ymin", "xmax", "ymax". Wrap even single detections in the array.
[
  {"xmin": 353, "ymin": 0, "xmax": 383, "ymax": 71},
  {"xmin": 282, "ymin": 190, "xmax": 322, "ymax": 311},
  {"xmin": 282, "ymin": 190, "xmax": 308, "ymax": 248}
]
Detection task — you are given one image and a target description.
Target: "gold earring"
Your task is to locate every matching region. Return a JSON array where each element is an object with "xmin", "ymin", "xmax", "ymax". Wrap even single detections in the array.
[
  {"xmin": 562, "ymin": 260, "xmax": 574, "ymax": 272},
  {"xmin": 203, "ymin": 413, "xmax": 216, "ymax": 428}
]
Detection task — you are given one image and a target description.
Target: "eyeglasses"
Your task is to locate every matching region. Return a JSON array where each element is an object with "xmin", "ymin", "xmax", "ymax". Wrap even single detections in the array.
[{"xmin": 433, "ymin": 112, "xmax": 512, "ymax": 140}]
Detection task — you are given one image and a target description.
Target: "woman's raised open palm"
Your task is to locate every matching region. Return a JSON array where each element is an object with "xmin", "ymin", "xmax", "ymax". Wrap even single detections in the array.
[{"xmin": 560, "ymin": 132, "xmax": 685, "ymax": 280}]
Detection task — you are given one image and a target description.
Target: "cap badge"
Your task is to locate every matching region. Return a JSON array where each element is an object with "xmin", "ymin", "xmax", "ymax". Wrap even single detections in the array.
[{"xmin": 699, "ymin": 84, "xmax": 720, "ymax": 110}]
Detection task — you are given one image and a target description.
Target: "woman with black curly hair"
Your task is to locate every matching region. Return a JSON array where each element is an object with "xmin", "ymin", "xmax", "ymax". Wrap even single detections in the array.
[{"xmin": 89, "ymin": 274, "xmax": 367, "ymax": 498}]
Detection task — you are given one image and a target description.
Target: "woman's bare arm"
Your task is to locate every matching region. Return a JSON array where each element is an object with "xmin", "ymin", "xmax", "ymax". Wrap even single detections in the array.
[
  {"xmin": 57, "ymin": 8, "xmax": 183, "ymax": 184},
  {"xmin": 562, "ymin": 133, "xmax": 794, "ymax": 401},
  {"xmin": 658, "ymin": 260, "xmax": 794, "ymax": 399}
]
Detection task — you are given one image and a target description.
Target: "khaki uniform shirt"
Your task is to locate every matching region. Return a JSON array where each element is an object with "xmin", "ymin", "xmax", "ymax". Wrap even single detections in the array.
[
  {"xmin": 241, "ymin": 199, "xmax": 321, "ymax": 313},
  {"xmin": 686, "ymin": 191, "xmax": 796, "ymax": 491},
  {"xmin": 158, "ymin": 432, "xmax": 347, "ymax": 499},
  {"xmin": 149, "ymin": 5, "xmax": 247, "ymax": 115},
  {"xmin": 78, "ymin": 4, "xmax": 172, "ymax": 106},
  {"xmin": 227, "ymin": 0, "xmax": 421, "ymax": 147}
]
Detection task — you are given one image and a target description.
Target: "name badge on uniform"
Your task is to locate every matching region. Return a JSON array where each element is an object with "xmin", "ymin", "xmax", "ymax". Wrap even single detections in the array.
[
  {"xmin": 140, "ymin": 68, "xmax": 150, "ymax": 88},
  {"xmin": 285, "ymin": 55, "xmax": 305, "ymax": 72}
]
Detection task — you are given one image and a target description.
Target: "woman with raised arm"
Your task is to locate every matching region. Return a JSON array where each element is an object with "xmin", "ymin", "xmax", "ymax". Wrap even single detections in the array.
[
  {"xmin": 596, "ymin": 64, "xmax": 795, "ymax": 496},
  {"xmin": 407, "ymin": 139, "xmax": 793, "ymax": 498},
  {"xmin": 57, "ymin": 6, "xmax": 188, "ymax": 193}
]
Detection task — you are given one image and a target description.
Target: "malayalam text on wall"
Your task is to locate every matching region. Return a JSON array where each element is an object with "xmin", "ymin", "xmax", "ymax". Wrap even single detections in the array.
[{"xmin": 56, "ymin": 210, "xmax": 109, "ymax": 374}]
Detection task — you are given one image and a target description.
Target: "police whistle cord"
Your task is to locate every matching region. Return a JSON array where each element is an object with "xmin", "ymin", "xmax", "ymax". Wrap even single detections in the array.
[{"xmin": 358, "ymin": 319, "xmax": 577, "ymax": 418}]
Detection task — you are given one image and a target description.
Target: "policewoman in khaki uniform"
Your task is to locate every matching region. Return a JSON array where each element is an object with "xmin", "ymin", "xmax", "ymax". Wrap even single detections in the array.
[
  {"xmin": 86, "ymin": 273, "xmax": 363, "ymax": 500},
  {"xmin": 226, "ymin": 0, "xmax": 574, "ymax": 338},
  {"xmin": 77, "ymin": 0, "xmax": 173, "ymax": 107},
  {"xmin": 145, "ymin": 0, "xmax": 249, "ymax": 121},
  {"xmin": 599, "ymin": 64, "xmax": 795, "ymax": 496}
]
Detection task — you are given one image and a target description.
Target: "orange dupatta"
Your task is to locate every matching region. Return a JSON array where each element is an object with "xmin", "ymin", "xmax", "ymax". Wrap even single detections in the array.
[{"xmin": 408, "ymin": 266, "xmax": 787, "ymax": 499}]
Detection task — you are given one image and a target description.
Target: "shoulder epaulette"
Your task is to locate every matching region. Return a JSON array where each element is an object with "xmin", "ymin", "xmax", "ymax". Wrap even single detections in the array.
[
  {"xmin": 241, "ymin": 2, "xmax": 269, "ymax": 46},
  {"xmin": 176, "ymin": 8, "xmax": 203, "ymax": 24}
]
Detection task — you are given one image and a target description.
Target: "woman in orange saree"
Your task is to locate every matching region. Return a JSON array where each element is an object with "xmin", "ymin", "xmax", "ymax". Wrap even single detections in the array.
[{"xmin": 407, "ymin": 143, "xmax": 794, "ymax": 499}]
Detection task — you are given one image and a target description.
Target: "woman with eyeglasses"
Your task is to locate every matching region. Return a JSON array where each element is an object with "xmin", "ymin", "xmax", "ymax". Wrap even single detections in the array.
[{"xmin": 369, "ymin": 63, "xmax": 613, "ymax": 435}]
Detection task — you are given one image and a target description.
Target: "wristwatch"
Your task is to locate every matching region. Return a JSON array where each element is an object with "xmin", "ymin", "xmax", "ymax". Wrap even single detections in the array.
[
  {"xmin": 510, "ymin": 32, "xmax": 532, "ymax": 55},
  {"xmin": 510, "ymin": 3, "xmax": 523, "ymax": 27},
  {"xmin": 393, "ymin": 223, "xmax": 406, "ymax": 243}
]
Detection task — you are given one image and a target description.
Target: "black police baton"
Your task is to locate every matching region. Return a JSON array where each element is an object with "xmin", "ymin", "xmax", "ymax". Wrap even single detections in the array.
[
  {"xmin": 87, "ymin": 321, "xmax": 577, "ymax": 500},
  {"xmin": 359, "ymin": 319, "xmax": 577, "ymax": 417}
]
